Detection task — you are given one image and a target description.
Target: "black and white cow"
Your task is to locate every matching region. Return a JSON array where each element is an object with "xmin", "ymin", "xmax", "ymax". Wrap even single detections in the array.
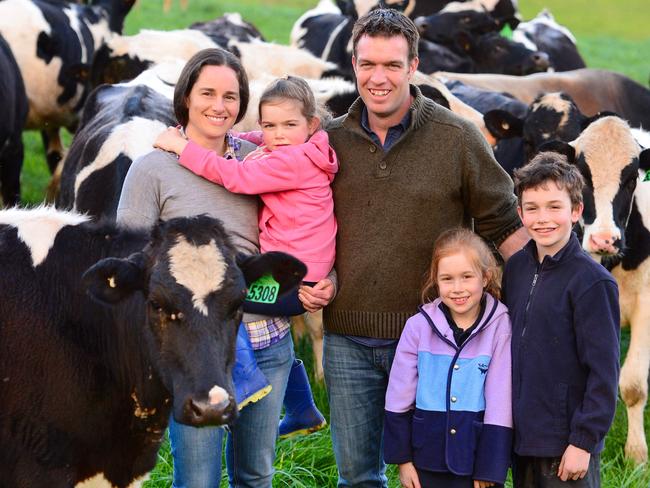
[
  {"xmin": 0, "ymin": 0, "xmax": 135, "ymax": 173},
  {"xmin": 189, "ymin": 12, "xmax": 264, "ymax": 46},
  {"xmin": 540, "ymin": 116, "xmax": 650, "ymax": 463},
  {"xmin": 57, "ymin": 61, "xmax": 181, "ymax": 220},
  {"xmin": 414, "ymin": 9, "xmax": 499, "ymax": 45},
  {"xmin": 0, "ymin": 207, "xmax": 306, "ymax": 487},
  {"xmin": 0, "ymin": 33, "xmax": 28, "ymax": 206},
  {"xmin": 512, "ymin": 9, "xmax": 585, "ymax": 72}
]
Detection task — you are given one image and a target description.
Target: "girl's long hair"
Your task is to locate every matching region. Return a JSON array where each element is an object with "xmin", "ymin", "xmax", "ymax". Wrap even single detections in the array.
[{"xmin": 421, "ymin": 227, "xmax": 501, "ymax": 303}]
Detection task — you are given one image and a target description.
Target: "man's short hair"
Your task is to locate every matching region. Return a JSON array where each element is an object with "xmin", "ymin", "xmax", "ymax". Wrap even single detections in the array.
[
  {"xmin": 513, "ymin": 151, "xmax": 585, "ymax": 209},
  {"xmin": 351, "ymin": 8, "xmax": 419, "ymax": 61}
]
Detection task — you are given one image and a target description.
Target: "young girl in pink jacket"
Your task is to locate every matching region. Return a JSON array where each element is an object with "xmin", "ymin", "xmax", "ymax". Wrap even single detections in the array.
[{"xmin": 155, "ymin": 75, "xmax": 336, "ymax": 438}]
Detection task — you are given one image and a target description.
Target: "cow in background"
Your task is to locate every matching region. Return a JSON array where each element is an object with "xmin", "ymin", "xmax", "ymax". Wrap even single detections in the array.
[
  {"xmin": 0, "ymin": 0, "xmax": 135, "ymax": 173},
  {"xmin": 0, "ymin": 34, "xmax": 28, "ymax": 206},
  {"xmin": 512, "ymin": 9, "xmax": 586, "ymax": 72},
  {"xmin": 541, "ymin": 116, "xmax": 650, "ymax": 463},
  {"xmin": 0, "ymin": 208, "xmax": 306, "ymax": 486}
]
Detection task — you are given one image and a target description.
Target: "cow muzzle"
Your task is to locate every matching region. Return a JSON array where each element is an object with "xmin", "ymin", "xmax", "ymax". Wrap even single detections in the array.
[
  {"xmin": 587, "ymin": 233, "xmax": 621, "ymax": 255},
  {"xmin": 180, "ymin": 391, "xmax": 237, "ymax": 426}
]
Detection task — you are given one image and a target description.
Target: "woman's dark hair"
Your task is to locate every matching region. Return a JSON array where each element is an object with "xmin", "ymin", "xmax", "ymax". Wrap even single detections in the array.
[{"xmin": 173, "ymin": 48, "xmax": 250, "ymax": 126}]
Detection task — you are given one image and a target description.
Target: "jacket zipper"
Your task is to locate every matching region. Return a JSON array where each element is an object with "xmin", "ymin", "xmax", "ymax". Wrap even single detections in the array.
[{"xmin": 521, "ymin": 263, "xmax": 542, "ymax": 338}]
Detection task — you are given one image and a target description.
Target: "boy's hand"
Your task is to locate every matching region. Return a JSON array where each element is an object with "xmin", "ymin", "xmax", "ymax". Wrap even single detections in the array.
[
  {"xmin": 474, "ymin": 481, "xmax": 495, "ymax": 488},
  {"xmin": 398, "ymin": 462, "xmax": 421, "ymax": 488},
  {"xmin": 558, "ymin": 444, "xmax": 591, "ymax": 481},
  {"xmin": 154, "ymin": 127, "xmax": 188, "ymax": 155}
]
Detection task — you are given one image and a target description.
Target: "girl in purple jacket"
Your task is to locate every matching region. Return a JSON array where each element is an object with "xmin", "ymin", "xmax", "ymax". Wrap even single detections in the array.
[
  {"xmin": 155, "ymin": 75, "xmax": 336, "ymax": 439},
  {"xmin": 384, "ymin": 228, "xmax": 513, "ymax": 488}
]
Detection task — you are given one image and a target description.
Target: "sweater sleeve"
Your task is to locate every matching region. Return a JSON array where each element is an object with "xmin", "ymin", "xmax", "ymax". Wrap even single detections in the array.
[
  {"xmin": 474, "ymin": 324, "xmax": 514, "ymax": 484},
  {"xmin": 568, "ymin": 279, "xmax": 620, "ymax": 452},
  {"xmin": 384, "ymin": 318, "xmax": 420, "ymax": 464},
  {"xmin": 116, "ymin": 155, "xmax": 161, "ymax": 230},
  {"xmin": 232, "ymin": 130, "xmax": 264, "ymax": 146},
  {"xmin": 178, "ymin": 140, "xmax": 300, "ymax": 194},
  {"xmin": 461, "ymin": 121, "xmax": 522, "ymax": 247}
]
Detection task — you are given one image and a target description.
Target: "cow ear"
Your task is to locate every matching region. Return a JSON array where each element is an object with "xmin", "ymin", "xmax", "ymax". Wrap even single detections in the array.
[
  {"xmin": 237, "ymin": 252, "xmax": 307, "ymax": 296},
  {"xmin": 640, "ymin": 148, "xmax": 650, "ymax": 172},
  {"xmin": 82, "ymin": 253, "xmax": 147, "ymax": 305},
  {"xmin": 484, "ymin": 110, "xmax": 524, "ymax": 139},
  {"xmin": 538, "ymin": 140, "xmax": 576, "ymax": 163},
  {"xmin": 581, "ymin": 111, "xmax": 618, "ymax": 130}
]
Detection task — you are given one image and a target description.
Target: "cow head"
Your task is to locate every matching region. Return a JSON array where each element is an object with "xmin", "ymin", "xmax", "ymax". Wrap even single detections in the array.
[
  {"xmin": 538, "ymin": 116, "xmax": 650, "ymax": 261},
  {"xmin": 485, "ymin": 92, "xmax": 591, "ymax": 161},
  {"xmin": 82, "ymin": 215, "xmax": 306, "ymax": 427},
  {"xmin": 415, "ymin": 10, "xmax": 499, "ymax": 45},
  {"xmin": 457, "ymin": 32, "xmax": 549, "ymax": 75}
]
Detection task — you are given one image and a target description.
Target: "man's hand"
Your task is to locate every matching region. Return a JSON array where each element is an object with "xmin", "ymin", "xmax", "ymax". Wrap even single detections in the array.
[
  {"xmin": 298, "ymin": 278, "xmax": 335, "ymax": 312},
  {"xmin": 498, "ymin": 226, "xmax": 529, "ymax": 261},
  {"xmin": 558, "ymin": 444, "xmax": 591, "ymax": 481},
  {"xmin": 154, "ymin": 126, "xmax": 188, "ymax": 156},
  {"xmin": 398, "ymin": 462, "xmax": 421, "ymax": 488}
]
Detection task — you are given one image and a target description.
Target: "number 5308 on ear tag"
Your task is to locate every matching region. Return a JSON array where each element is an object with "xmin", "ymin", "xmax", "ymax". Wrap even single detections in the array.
[{"xmin": 246, "ymin": 275, "xmax": 280, "ymax": 304}]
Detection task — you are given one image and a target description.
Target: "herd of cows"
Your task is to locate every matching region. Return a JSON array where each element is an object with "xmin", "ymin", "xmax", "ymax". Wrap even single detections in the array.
[{"xmin": 0, "ymin": 0, "xmax": 649, "ymax": 485}]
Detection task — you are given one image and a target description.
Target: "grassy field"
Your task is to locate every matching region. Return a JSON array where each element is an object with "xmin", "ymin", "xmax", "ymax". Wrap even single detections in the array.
[{"xmin": 16, "ymin": 0, "xmax": 650, "ymax": 486}]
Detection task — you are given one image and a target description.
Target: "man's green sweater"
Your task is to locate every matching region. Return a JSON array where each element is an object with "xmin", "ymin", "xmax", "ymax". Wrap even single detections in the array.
[{"xmin": 324, "ymin": 85, "xmax": 521, "ymax": 339}]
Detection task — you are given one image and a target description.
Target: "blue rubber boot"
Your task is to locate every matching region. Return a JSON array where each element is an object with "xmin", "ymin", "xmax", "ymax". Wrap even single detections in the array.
[
  {"xmin": 233, "ymin": 322, "xmax": 272, "ymax": 410},
  {"xmin": 278, "ymin": 358, "xmax": 327, "ymax": 439}
]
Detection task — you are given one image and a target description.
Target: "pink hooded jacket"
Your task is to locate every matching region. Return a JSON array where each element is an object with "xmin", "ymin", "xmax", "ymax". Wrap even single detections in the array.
[{"xmin": 179, "ymin": 129, "xmax": 338, "ymax": 282}]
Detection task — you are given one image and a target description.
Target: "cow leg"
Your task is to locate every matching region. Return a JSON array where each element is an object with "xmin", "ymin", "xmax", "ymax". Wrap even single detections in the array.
[
  {"xmin": 41, "ymin": 128, "xmax": 63, "ymax": 174},
  {"xmin": 0, "ymin": 134, "xmax": 24, "ymax": 206},
  {"xmin": 304, "ymin": 309, "xmax": 324, "ymax": 381},
  {"xmin": 619, "ymin": 301, "xmax": 650, "ymax": 463}
]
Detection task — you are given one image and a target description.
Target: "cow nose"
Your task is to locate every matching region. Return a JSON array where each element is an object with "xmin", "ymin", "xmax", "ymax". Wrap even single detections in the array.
[
  {"xmin": 589, "ymin": 234, "xmax": 619, "ymax": 254},
  {"xmin": 182, "ymin": 395, "xmax": 237, "ymax": 426},
  {"xmin": 532, "ymin": 51, "xmax": 550, "ymax": 71}
]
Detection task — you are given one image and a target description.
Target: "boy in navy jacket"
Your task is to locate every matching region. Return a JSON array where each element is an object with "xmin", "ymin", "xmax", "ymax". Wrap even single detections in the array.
[{"xmin": 502, "ymin": 152, "xmax": 620, "ymax": 487}]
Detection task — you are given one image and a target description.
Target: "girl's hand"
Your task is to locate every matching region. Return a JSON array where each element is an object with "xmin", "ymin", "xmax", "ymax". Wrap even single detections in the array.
[
  {"xmin": 398, "ymin": 462, "xmax": 421, "ymax": 488},
  {"xmin": 154, "ymin": 127, "xmax": 188, "ymax": 155},
  {"xmin": 474, "ymin": 480, "xmax": 495, "ymax": 488},
  {"xmin": 558, "ymin": 444, "xmax": 590, "ymax": 481}
]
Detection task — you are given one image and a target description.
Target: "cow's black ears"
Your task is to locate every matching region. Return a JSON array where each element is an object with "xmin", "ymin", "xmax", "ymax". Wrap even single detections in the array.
[
  {"xmin": 484, "ymin": 110, "xmax": 524, "ymax": 139},
  {"xmin": 581, "ymin": 111, "xmax": 619, "ymax": 130},
  {"xmin": 538, "ymin": 140, "xmax": 576, "ymax": 163},
  {"xmin": 237, "ymin": 252, "xmax": 307, "ymax": 296},
  {"xmin": 640, "ymin": 148, "xmax": 650, "ymax": 171},
  {"xmin": 82, "ymin": 252, "xmax": 147, "ymax": 305}
]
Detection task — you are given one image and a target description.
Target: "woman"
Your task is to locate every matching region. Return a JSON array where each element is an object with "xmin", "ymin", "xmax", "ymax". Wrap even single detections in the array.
[{"xmin": 117, "ymin": 48, "xmax": 292, "ymax": 488}]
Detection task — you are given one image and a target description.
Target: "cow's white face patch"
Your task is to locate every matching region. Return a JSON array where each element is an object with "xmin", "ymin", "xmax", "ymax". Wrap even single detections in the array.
[
  {"xmin": 0, "ymin": 206, "xmax": 88, "ymax": 266},
  {"xmin": 73, "ymin": 117, "xmax": 168, "ymax": 201},
  {"xmin": 167, "ymin": 236, "xmax": 227, "ymax": 316},
  {"xmin": 533, "ymin": 92, "xmax": 573, "ymax": 129},
  {"xmin": 75, "ymin": 473, "xmax": 148, "ymax": 488}
]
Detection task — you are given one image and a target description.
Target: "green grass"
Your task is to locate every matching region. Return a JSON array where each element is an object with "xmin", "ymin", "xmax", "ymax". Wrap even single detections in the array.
[{"xmin": 14, "ymin": 0, "xmax": 650, "ymax": 486}]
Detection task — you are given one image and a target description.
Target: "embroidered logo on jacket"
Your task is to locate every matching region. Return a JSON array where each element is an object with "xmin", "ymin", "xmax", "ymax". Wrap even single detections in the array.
[{"xmin": 478, "ymin": 363, "xmax": 489, "ymax": 375}]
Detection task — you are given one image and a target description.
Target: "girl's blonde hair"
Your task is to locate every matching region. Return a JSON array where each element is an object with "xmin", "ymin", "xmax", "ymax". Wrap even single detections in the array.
[
  {"xmin": 258, "ymin": 75, "xmax": 332, "ymax": 129},
  {"xmin": 421, "ymin": 228, "xmax": 501, "ymax": 303}
]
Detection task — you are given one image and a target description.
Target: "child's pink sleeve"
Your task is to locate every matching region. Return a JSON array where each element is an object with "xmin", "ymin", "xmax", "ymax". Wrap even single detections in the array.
[
  {"xmin": 178, "ymin": 140, "xmax": 300, "ymax": 194},
  {"xmin": 232, "ymin": 131, "xmax": 264, "ymax": 146}
]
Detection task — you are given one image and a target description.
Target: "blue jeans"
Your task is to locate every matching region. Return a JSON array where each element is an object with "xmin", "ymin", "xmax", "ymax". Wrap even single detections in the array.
[
  {"xmin": 323, "ymin": 332, "xmax": 397, "ymax": 488},
  {"xmin": 170, "ymin": 331, "xmax": 294, "ymax": 488}
]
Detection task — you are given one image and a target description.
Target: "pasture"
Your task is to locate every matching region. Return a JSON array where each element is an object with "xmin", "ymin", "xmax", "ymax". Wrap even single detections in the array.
[{"xmin": 12, "ymin": 0, "xmax": 650, "ymax": 487}]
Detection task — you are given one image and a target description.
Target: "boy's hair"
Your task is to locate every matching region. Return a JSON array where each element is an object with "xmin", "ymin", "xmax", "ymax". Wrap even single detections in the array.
[
  {"xmin": 259, "ymin": 75, "xmax": 331, "ymax": 129},
  {"xmin": 351, "ymin": 8, "xmax": 420, "ymax": 62},
  {"xmin": 513, "ymin": 151, "xmax": 585, "ymax": 209},
  {"xmin": 421, "ymin": 227, "xmax": 501, "ymax": 303},
  {"xmin": 174, "ymin": 48, "xmax": 250, "ymax": 127}
]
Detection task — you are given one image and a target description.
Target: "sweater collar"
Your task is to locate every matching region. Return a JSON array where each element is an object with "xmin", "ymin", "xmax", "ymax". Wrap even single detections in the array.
[
  {"xmin": 343, "ymin": 84, "xmax": 438, "ymax": 139},
  {"xmin": 523, "ymin": 231, "xmax": 583, "ymax": 268}
]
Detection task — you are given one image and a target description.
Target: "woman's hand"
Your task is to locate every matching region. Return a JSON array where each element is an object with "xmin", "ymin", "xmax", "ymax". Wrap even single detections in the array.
[
  {"xmin": 298, "ymin": 279, "xmax": 335, "ymax": 312},
  {"xmin": 154, "ymin": 127, "xmax": 188, "ymax": 156},
  {"xmin": 474, "ymin": 480, "xmax": 495, "ymax": 488},
  {"xmin": 398, "ymin": 462, "xmax": 421, "ymax": 488}
]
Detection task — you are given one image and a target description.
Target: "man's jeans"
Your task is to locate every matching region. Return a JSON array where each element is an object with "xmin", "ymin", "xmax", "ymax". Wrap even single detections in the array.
[
  {"xmin": 323, "ymin": 332, "xmax": 397, "ymax": 488},
  {"xmin": 169, "ymin": 332, "xmax": 294, "ymax": 488}
]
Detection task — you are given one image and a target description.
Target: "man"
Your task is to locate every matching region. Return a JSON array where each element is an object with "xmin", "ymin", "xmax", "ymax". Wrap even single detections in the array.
[{"xmin": 299, "ymin": 8, "xmax": 528, "ymax": 487}]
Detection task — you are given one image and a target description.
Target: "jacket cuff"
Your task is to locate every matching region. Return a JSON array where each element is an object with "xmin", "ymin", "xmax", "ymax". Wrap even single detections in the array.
[
  {"xmin": 383, "ymin": 411, "xmax": 413, "ymax": 464},
  {"xmin": 568, "ymin": 431, "xmax": 598, "ymax": 453},
  {"xmin": 473, "ymin": 425, "xmax": 513, "ymax": 484},
  {"xmin": 493, "ymin": 221, "xmax": 523, "ymax": 248}
]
